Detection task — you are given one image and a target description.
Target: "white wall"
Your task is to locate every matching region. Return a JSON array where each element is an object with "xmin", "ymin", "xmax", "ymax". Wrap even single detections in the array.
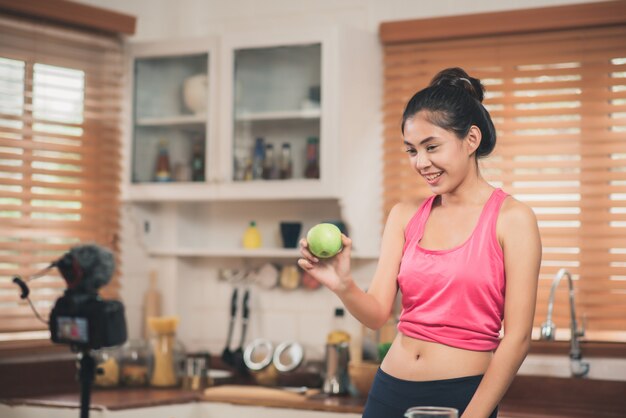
[
  {"xmin": 75, "ymin": 0, "xmax": 601, "ymax": 360},
  {"xmin": 79, "ymin": 0, "xmax": 601, "ymax": 41}
]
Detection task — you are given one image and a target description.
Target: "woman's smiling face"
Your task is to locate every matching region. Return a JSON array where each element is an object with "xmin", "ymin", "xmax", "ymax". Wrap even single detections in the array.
[{"xmin": 402, "ymin": 112, "xmax": 480, "ymax": 193}]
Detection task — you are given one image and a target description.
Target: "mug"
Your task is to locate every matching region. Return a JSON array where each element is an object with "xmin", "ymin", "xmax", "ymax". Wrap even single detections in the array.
[{"xmin": 279, "ymin": 222, "xmax": 302, "ymax": 248}]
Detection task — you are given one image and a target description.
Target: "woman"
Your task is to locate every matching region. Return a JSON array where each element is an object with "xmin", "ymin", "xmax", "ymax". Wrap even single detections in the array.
[{"xmin": 298, "ymin": 67, "xmax": 542, "ymax": 418}]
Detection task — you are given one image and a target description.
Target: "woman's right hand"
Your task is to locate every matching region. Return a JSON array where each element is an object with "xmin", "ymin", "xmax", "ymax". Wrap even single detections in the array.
[{"xmin": 297, "ymin": 234, "xmax": 353, "ymax": 293}]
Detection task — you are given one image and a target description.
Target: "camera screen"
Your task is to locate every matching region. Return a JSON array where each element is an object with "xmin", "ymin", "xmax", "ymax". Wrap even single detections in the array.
[{"xmin": 56, "ymin": 316, "xmax": 88, "ymax": 343}]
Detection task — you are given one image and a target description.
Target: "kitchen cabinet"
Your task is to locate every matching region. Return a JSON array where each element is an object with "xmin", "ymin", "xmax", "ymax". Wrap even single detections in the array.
[
  {"xmin": 217, "ymin": 29, "xmax": 331, "ymax": 200},
  {"xmin": 123, "ymin": 27, "xmax": 378, "ymax": 203},
  {"xmin": 123, "ymin": 38, "xmax": 219, "ymax": 202}
]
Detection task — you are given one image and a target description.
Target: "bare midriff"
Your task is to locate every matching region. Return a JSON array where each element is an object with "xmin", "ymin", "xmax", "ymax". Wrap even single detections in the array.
[{"xmin": 380, "ymin": 333, "xmax": 494, "ymax": 381}]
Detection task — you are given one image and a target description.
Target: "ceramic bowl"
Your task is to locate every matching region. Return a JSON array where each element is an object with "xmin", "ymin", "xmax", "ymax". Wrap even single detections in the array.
[{"xmin": 348, "ymin": 361, "xmax": 379, "ymax": 397}]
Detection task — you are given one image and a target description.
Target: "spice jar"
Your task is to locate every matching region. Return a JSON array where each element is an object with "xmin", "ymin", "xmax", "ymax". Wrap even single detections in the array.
[{"xmin": 120, "ymin": 339, "xmax": 151, "ymax": 387}]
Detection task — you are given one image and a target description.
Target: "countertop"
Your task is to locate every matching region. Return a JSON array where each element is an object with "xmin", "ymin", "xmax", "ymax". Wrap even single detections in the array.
[
  {"xmin": 2, "ymin": 387, "xmax": 365, "ymax": 414},
  {"xmin": 3, "ymin": 377, "xmax": 625, "ymax": 418}
]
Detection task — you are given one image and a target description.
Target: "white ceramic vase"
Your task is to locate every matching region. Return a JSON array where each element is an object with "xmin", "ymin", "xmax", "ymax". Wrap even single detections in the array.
[{"xmin": 182, "ymin": 73, "xmax": 208, "ymax": 114}]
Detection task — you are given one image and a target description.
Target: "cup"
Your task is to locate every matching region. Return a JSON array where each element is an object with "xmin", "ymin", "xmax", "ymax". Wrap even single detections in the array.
[
  {"xmin": 279, "ymin": 222, "xmax": 302, "ymax": 248},
  {"xmin": 182, "ymin": 351, "xmax": 211, "ymax": 391},
  {"xmin": 404, "ymin": 407, "xmax": 458, "ymax": 418}
]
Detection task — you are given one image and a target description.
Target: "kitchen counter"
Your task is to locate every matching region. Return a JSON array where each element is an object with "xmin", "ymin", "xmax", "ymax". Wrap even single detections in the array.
[
  {"xmin": 2, "ymin": 388, "xmax": 200, "ymax": 411},
  {"xmin": 0, "ymin": 387, "xmax": 364, "ymax": 414},
  {"xmin": 2, "ymin": 375, "xmax": 625, "ymax": 418}
]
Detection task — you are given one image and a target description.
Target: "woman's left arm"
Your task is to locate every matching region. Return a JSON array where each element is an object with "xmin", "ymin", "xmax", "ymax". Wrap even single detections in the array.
[{"xmin": 462, "ymin": 199, "xmax": 542, "ymax": 418}]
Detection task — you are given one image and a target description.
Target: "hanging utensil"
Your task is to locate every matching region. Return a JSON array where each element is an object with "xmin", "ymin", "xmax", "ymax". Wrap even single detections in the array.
[
  {"xmin": 232, "ymin": 288, "xmax": 250, "ymax": 375},
  {"xmin": 221, "ymin": 287, "xmax": 238, "ymax": 367}
]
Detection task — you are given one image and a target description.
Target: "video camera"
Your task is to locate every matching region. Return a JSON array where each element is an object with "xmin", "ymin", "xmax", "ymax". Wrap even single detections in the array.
[
  {"xmin": 49, "ymin": 291, "xmax": 127, "ymax": 350},
  {"xmin": 14, "ymin": 244, "xmax": 127, "ymax": 350}
]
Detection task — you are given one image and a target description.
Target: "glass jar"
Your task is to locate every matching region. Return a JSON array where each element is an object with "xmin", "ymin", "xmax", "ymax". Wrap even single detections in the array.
[
  {"xmin": 120, "ymin": 339, "xmax": 151, "ymax": 387},
  {"xmin": 93, "ymin": 347, "xmax": 121, "ymax": 388},
  {"xmin": 149, "ymin": 333, "xmax": 186, "ymax": 387}
]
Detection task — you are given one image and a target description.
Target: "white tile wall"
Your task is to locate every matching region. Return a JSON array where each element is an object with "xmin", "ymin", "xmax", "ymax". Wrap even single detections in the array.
[
  {"xmin": 120, "ymin": 199, "xmax": 377, "ymax": 360},
  {"xmin": 172, "ymin": 261, "xmax": 376, "ymax": 360}
]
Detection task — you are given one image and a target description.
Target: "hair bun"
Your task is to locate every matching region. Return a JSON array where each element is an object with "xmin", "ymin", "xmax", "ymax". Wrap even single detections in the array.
[{"xmin": 430, "ymin": 67, "xmax": 484, "ymax": 103}]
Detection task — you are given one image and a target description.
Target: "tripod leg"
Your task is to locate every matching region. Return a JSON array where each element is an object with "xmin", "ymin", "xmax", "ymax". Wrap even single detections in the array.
[{"xmin": 79, "ymin": 350, "xmax": 96, "ymax": 418}]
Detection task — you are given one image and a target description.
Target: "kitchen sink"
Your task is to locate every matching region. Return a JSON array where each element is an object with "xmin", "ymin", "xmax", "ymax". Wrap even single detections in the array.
[{"xmin": 517, "ymin": 354, "xmax": 626, "ymax": 381}]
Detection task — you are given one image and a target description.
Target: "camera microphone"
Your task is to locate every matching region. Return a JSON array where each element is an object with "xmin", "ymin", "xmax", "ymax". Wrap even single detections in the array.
[{"xmin": 54, "ymin": 244, "xmax": 115, "ymax": 293}]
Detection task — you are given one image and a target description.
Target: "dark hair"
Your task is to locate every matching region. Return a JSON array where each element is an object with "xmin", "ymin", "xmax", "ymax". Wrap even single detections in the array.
[{"xmin": 401, "ymin": 67, "xmax": 496, "ymax": 159}]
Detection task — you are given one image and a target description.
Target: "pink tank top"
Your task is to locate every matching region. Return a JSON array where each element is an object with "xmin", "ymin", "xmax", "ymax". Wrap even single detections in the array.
[{"xmin": 397, "ymin": 188, "xmax": 508, "ymax": 351}]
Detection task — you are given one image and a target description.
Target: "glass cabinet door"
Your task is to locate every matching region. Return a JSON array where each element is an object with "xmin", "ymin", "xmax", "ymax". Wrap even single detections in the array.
[
  {"xmin": 231, "ymin": 44, "xmax": 321, "ymax": 183},
  {"xmin": 132, "ymin": 53, "xmax": 209, "ymax": 184}
]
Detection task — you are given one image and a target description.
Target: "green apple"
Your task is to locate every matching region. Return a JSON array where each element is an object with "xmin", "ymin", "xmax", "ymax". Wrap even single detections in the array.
[{"xmin": 306, "ymin": 223, "xmax": 343, "ymax": 258}]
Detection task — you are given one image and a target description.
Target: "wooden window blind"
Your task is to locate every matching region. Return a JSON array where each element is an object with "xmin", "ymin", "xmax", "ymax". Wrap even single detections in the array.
[
  {"xmin": 381, "ymin": 20, "xmax": 626, "ymax": 340},
  {"xmin": 0, "ymin": 15, "xmax": 123, "ymax": 342}
]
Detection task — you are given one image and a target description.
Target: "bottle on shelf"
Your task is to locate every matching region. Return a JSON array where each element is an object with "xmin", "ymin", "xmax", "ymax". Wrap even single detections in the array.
[
  {"xmin": 279, "ymin": 143, "xmax": 293, "ymax": 180},
  {"xmin": 155, "ymin": 139, "xmax": 172, "ymax": 182},
  {"xmin": 304, "ymin": 136, "xmax": 320, "ymax": 179},
  {"xmin": 234, "ymin": 148, "xmax": 247, "ymax": 181},
  {"xmin": 252, "ymin": 137, "xmax": 265, "ymax": 180},
  {"xmin": 242, "ymin": 220, "xmax": 262, "ymax": 249},
  {"xmin": 243, "ymin": 157, "xmax": 253, "ymax": 181},
  {"xmin": 190, "ymin": 138, "xmax": 205, "ymax": 182},
  {"xmin": 262, "ymin": 143, "xmax": 279, "ymax": 180},
  {"xmin": 270, "ymin": 147, "xmax": 280, "ymax": 180}
]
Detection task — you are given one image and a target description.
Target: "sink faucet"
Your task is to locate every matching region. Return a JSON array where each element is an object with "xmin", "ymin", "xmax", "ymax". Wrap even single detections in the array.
[{"xmin": 540, "ymin": 268, "xmax": 590, "ymax": 378}]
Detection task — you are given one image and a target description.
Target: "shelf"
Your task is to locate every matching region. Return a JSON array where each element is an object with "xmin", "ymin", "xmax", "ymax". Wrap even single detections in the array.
[
  {"xmin": 122, "ymin": 182, "xmax": 219, "ymax": 202},
  {"xmin": 235, "ymin": 109, "xmax": 321, "ymax": 122},
  {"xmin": 148, "ymin": 247, "xmax": 378, "ymax": 260},
  {"xmin": 149, "ymin": 247, "xmax": 300, "ymax": 258},
  {"xmin": 122, "ymin": 179, "xmax": 338, "ymax": 202},
  {"xmin": 136, "ymin": 114, "xmax": 206, "ymax": 127}
]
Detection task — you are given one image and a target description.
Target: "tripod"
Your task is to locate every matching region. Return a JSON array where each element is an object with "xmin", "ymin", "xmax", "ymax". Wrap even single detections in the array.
[{"xmin": 77, "ymin": 348, "xmax": 96, "ymax": 418}]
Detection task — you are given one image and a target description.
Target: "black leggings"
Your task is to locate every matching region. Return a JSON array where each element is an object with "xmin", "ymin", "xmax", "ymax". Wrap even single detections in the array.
[{"xmin": 362, "ymin": 368, "xmax": 498, "ymax": 418}]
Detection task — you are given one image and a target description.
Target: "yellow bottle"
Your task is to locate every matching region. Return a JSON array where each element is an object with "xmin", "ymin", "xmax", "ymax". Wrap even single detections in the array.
[
  {"xmin": 243, "ymin": 221, "xmax": 262, "ymax": 249},
  {"xmin": 327, "ymin": 307, "xmax": 351, "ymax": 345}
]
